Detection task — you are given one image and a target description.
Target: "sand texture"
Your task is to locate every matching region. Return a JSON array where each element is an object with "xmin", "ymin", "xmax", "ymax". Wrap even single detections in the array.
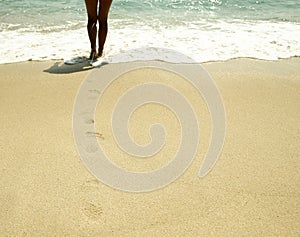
[{"xmin": 0, "ymin": 58, "xmax": 299, "ymax": 236}]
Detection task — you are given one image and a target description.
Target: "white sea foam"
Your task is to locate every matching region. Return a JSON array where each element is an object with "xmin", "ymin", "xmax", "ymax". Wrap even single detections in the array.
[{"xmin": 0, "ymin": 19, "xmax": 300, "ymax": 64}]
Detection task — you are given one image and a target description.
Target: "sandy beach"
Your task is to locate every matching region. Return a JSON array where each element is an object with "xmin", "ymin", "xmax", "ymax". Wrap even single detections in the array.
[{"xmin": 0, "ymin": 58, "xmax": 299, "ymax": 236}]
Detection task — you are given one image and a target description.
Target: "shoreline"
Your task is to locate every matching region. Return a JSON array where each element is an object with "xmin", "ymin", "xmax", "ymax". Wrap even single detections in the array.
[
  {"xmin": 0, "ymin": 58, "xmax": 299, "ymax": 235},
  {"xmin": 0, "ymin": 55, "xmax": 300, "ymax": 67}
]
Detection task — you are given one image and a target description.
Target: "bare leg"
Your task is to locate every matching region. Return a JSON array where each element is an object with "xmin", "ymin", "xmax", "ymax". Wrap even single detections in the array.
[
  {"xmin": 84, "ymin": 0, "xmax": 98, "ymax": 59},
  {"xmin": 98, "ymin": 0, "xmax": 113, "ymax": 57}
]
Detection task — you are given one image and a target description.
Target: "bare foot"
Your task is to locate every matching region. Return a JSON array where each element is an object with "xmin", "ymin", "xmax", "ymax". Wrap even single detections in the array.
[{"xmin": 89, "ymin": 50, "xmax": 98, "ymax": 61}]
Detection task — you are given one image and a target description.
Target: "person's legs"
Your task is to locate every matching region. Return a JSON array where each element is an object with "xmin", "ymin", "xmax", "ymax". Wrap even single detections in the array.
[
  {"xmin": 98, "ymin": 0, "xmax": 113, "ymax": 57},
  {"xmin": 84, "ymin": 0, "xmax": 98, "ymax": 59}
]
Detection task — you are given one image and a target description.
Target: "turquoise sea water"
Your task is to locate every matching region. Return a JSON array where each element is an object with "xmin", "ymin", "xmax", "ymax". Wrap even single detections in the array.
[{"xmin": 0, "ymin": 0, "xmax": 300, "ymax": 63}]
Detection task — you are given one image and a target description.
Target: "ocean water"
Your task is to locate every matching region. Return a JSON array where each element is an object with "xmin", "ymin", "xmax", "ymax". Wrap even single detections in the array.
[{"xmin": 0, "ymin": 0, "xmax": 300, "ymax": 64}]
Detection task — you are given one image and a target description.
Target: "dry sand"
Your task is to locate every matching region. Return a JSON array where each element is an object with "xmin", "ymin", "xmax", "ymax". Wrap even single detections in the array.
[{"xmin": 0, "ymin": 58, "xmax": 299, "ymax": 236}]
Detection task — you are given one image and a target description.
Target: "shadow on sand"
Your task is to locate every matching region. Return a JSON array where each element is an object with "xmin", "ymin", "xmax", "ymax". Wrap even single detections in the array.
[{"xmin": 43, "ymin": 58, "xmax": 107, "ymax": 74}]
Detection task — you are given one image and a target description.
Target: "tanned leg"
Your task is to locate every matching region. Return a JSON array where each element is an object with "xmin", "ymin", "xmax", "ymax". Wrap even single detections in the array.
[
  {"xmin": 98, "ymin": 0, "xmax": 113, "ymax": 57},
  {"xmin": 84, "ymin": 0, "xmax": 98, "ymax": 59}
]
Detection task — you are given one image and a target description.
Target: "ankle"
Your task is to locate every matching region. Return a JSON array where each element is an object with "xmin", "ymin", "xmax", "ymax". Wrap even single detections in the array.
[
  {"xmin": 89, "ymin": 50, "xmax": 97, "ymax": 60},
  {"xmin": 98, "ymin": 48, "xmax": 103, "ymax": 57}
]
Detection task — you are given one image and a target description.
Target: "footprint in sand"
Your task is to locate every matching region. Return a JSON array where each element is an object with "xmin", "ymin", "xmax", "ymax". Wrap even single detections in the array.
[
  {"xmin": 84, "ymin": 118, "xmax": 94, "ymax": 124},
  {"xmin": 80, "ymin": 179, "xmax": 104, "ymax": 221},
  {"xmin": 85, "ymin": 131, "xmax": 104, "ymax": 140}
]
